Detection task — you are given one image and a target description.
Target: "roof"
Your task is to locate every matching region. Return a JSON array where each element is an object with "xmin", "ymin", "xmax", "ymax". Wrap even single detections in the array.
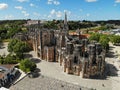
[
  {"xmin": 0, "ymin": 64, "xmax": 15, "ymax": 70},
  {"xmin": 0, "ymin": 64, "xmax": 15, "ymax": 79},
  {"xmin": 82, "ymin": 34, "xmax": 91, "ymax": 37},
  {"xmin": 69, "ymin": 32, "xmax": 77, "ymax": 35},
  {"xmin": 0, "ymin": 72, "xmax": 5, "ymax": 79},
  {"xmin": 69, "ymin": 31, "xmax": 91, "ymax": 39},
  {"xmin": 79, "ymin": 34, "xmax": 91, "ymax": 39}
]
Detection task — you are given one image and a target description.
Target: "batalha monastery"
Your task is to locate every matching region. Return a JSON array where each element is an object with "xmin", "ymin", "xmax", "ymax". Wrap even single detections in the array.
[{"xmin": 28, "ymin": 13, "xmax": 106, "ymax": 78}]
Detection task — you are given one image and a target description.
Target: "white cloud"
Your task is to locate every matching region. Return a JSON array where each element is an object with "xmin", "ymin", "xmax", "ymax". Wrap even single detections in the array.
[
  {"xmin": 50, "ymin": 9, "xmax": 56, "ymax": 14},
  {"xmin": 30, "ymin": 3, "xmax": 34, "ymax": 7},
  {"xmin": 86, "ymin": 13, "xmax": 90, "ymax": 17},
  {"xmin": 33, "ymin": 12, "xmax": 40, "ymax": 16},
  {"xmin": 17, "ymin": 0, "xmax": 29, "ymax": 3},
  {"xmin": 48, "ymin": 0, "xmax": 52, "ymax": 4},
  {"xmin": 56, "ymin": 11, "xmax": 62, "ymax": 18},
  {"xmin": 64, "ymin": 10, "xmax": 71, "ymax": 15},
  {"xmin": 0, "ymin": 3, "xmax": 8, "ymax": 10},
  {"xmin": 47, "ymin": 0, "xmax": 60, "ymax": 5},
  {"xmin": 115, "ymin": 0, "xmax": 120, "ymax": 3},
  {"xmin": 49, "ymin": 9, "xmax": 62, "ymax": 18},
  {"xmin": 21, "ymin": 10, "xmax": 29, "ymax": 17},
  {"xmin": 48, "ymin": 15, "xmax": 52, "ymax": 18},
  {"xmin": 49, "ymin": 9, "xmax": 71, "ymax": 19},
  {"xmin": 48, "ymin": 2, "xmax": 52, "ymax": 4},
  {"xmin": 85, "ymin": 0, "xmax": 97, "ymax": 2},
  {"xmin": 80, "ymin": 9, "xmax": 83, "ymax": 12},
  {"xmin": 22, "ymin": 10, "xmax": 26, "ymax": 14},
  {"xmin": 53, "ymin": 1, "xmax": 60, "ymax": 5},
  {"xmin": 5, "ymin": 15, "xmax": 14, "ymax": 20},
  {"xmin": 48, "ymin": 0, "xmax": 53, "ymax": 1},
  {"xmin": 15, "ymin": 6, "xmax": 23, "ymax": 10},
  {"xmin": 24, "ymin": 13, "xmax": 29, "ymax": 17}
]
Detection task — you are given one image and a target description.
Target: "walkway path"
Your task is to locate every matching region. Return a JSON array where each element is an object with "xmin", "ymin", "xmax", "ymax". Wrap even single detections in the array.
[
  {"xmin": 105, "ymin": 43, "xmax": 120, "ymax": 90},
  {"xmin": 0, "ymin": 42, "xmax": 9, "ymax": 56}
]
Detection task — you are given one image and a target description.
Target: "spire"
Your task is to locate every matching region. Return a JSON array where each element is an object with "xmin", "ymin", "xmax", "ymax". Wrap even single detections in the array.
[
  {"xmin": 63, "ymin": 12, "xmax": 69, "ymax": 34},
  {"xmin": 64, "ymin": 12, "xmax": 67, "ymax": 26}
]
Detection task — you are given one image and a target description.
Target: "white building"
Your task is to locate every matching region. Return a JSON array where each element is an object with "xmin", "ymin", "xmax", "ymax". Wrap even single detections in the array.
[{"xmin": 0, "ymin": 64, "xmax": 18, "ymax": 87}]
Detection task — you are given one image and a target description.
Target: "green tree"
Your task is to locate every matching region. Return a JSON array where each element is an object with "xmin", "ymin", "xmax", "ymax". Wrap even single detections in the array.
[
  {"xmin": 0, "ymin": 54, "xmax": 19, "ymax": 64},
  {"xmin": 110, "ymin": 35, "xmax": 120, "ymax": 45},
  {"xmin": 89, "ymin": 33, "xmax": 100, "ymax": 42},
  {"xmin": 14, "ymin": 41, "xmax": 30, "ymax": 55},
  {"xmin": 8, "ymin": 39, "xmax": 31, "ymax": 59},
  {"xmin": 99, "ymin": 39, "xmax": 109, "ymax": 52},
  {"xmin": 8, "ymin": 39, "xmax": 19, "ymax": 53},
  {"xmin": 4, "ymin": 54, "xmax": 18, "ymax": 64},
  {"xmin": 0, "ymin": 55, "xmax": 4, "ymax": 64},
  {"xmin": 19, "ymin": 59, "xmax": 36, "ymax": 73},
  {"xmin": 99, "ymin": 35, "xmax": 109, "ymax": 51},
  {"xmin": 0, "ymin": 20, "xmax": 26, "ymax": 40},
  {"xmin": 0, "ymin": 37, "xmax": 2, "ymax": 48}
]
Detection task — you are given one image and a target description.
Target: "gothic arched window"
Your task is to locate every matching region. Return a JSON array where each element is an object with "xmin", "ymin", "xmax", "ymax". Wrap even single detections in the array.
[{"xmin": 74, "ymin": 56, "xmax": 78, "ymax": 64}]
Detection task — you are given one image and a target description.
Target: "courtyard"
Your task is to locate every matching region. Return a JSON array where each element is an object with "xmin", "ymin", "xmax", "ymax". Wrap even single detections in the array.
[{"xmin": 10, "ymin": 75, "xmax": 90, "ymax": 90}]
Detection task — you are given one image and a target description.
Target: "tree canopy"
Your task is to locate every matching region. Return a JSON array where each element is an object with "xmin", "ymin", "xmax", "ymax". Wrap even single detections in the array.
[
  {"xmin": 0, "ymin": 54, "xmax": 19, "ymax": 64},
  {"xmin": 89, "ymin": 33, "xmax": 110, "ymax": 51},
  {"xmin": 19, "ymin": 59, "xmax": 36, "ymax": 73},
  {"xmin": 110, "ymin": 35, "xmax": 120, "ymax": 45},
  {"xmin": 99, "ymin": 35, "xmax": 109, "ymax": 51},
  {"xmin": 89, "ymin": 33, "xmax": 100, "ymax": 42},
  {"xmin": 0, "ymin": 20, "xmax": 26, "ymax": 40},
  {"xmin": 8, "ymin": 39, "xmax": 31, "ymax": 59}
]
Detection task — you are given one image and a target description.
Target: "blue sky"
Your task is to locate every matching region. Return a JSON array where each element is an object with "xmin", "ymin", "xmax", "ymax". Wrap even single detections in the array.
[{"xmin": 0, "ymin": 0, "xmax": 120, "ymax": 20}]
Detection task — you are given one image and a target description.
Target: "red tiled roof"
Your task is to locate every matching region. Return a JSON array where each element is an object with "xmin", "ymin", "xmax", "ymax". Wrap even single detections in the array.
[
  {"xmin": 81, "ymin": 34, "xmax": 91, "ymax": 38},
  {"xmin": 69, "ymin": 32, "xmax": 77, "ymax": 35},
  {"xmin": 69, "ymin": 31, "xmax": 91, "ymax": 39}
]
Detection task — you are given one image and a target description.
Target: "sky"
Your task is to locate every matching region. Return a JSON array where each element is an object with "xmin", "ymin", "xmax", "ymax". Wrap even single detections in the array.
[{"xmin": 0, "ymin": 0, "xmax": 120, "ymax": 20}]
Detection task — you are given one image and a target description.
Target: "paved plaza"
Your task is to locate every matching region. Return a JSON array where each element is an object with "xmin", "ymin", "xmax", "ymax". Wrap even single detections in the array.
[
  {"xmin": 105, "ymin": 43, "xmax": 120, "ymax": 90},
  {"xmin": 33, "ymin": 59, "xmax": 111, "ymax": 90},
  {"xmin": 10, "ymin": 75, "xmax": 90, "ymax": 90}
]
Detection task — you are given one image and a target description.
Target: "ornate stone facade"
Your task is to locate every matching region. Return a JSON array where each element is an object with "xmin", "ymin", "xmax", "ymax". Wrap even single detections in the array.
[{"xmin": 29, "ymin": 14, "xmax": 106, "ymax": 78}]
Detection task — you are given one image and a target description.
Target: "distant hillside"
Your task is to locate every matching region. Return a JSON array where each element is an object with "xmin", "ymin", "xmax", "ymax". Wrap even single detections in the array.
[
  {"xmin": 95, "ymin": 20, "xmax": 120, "ymax": 25},
  {"xmin": 0, "ymin": 20, "xmax": 27, "ymax": 40},
  {"xmin": 0, "ymin": 20, "xmax": 27, "ymax": 26}
]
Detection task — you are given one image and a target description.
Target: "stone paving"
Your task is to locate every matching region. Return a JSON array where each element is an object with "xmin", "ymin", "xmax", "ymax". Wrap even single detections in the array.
[
  {"xmin": 35, "ymin": 60, "xmax": 111, "ymax": 90},
  {"xmin": 105, "ymin": 43, "xmax": 120, "ymax": 90},
  {"xmin": 10, "ymin": 75, "xmax": 90, "ymax": 90},
  {"xmin": 13, "ymin": 69, "xmax": 27, "ymax": 84}
]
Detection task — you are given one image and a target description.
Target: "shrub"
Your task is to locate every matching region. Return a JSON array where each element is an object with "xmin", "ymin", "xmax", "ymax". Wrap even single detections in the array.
[{"xmin": 19, "ymin": 59, "xmax": 36, "ymax": 73}]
